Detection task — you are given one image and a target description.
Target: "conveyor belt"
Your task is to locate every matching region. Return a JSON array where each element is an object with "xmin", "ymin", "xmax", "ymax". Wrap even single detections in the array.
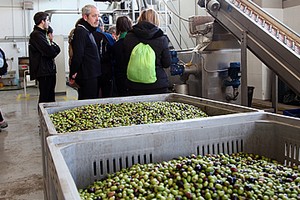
[{"xmin": 205, "ymin": 0, "xmax": 300, "ymax": 96}]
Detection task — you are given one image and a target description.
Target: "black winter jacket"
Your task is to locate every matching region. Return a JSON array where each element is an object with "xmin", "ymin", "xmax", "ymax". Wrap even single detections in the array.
[
  {"xmin": 29, "ymin": 26, "xmax": 61, "ymax": 80},
  {"xmin": 69, "ymin": 19, "xmax": 101, "ymax": 80},
  {"xmin": 123, "ymin": 21, "xmax": 171, "ymax": 91},
  {"xmin": 112, "ymin": 37, "xmax": 127, "ymax": 96}
]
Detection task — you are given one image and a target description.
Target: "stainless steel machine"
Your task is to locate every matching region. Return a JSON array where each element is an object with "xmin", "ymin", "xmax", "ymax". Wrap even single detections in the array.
[
  {"xmin": 169, "ymin": 19, "xmax": 242, "ymax": 104},
  {"xmin": 169, "ymin": 0, "xmax": 300, "ymax": 109}
]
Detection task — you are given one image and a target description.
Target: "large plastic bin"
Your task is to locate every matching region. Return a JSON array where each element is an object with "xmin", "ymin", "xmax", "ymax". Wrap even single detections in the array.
[
  {"xmin": 39, "ymin": 93, "xmax": 260, "ymax": 199},
  {"xmin": 46, "ymin": 112, "xmax": 300, "ymax": 200}
]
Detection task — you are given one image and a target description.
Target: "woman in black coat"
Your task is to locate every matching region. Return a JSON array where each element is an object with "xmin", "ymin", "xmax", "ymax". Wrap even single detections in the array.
[
  {"xmin": 123, "ymin": 8, "xmax": 172, "ymax": 96},
  {"xmin": 112, "ymin": 16, "xmax": 132, "ymax": 96}
]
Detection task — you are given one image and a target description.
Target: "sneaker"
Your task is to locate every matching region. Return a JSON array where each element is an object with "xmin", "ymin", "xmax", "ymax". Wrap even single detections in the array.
[{"xmin": 0, "ymin": 121, "xmax": 8, "ymax": 129}]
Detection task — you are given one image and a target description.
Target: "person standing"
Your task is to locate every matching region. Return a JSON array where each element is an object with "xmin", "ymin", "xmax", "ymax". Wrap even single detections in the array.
[
  {"xmin": 69, "ymin": 4, "xmax": 101, "ymax": 100},
  {"xmin": 29, "ymin": 12, "xmax": 61, "ymax": 103},
  {"xmin": 93, "ymin": 18, "xmax": 116, "ymax": 98},
  {"xmin": 112, "ymin": 16, "xmax": 132, "ymax": 96},
  {"xmin": 123, "ymin": 9, "xmax": 171, "ymax": 96}
]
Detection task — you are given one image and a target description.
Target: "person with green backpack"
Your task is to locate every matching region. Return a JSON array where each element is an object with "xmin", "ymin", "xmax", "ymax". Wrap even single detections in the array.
[{"xmin": 123, "ymin": 8, "xmax": 171, "ymax": 96}]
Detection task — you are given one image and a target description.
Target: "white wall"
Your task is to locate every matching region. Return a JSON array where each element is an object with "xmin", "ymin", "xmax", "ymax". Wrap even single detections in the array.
[{"xmin": 283, "ymin": 5, "xmax": 300, "ymax": 33}]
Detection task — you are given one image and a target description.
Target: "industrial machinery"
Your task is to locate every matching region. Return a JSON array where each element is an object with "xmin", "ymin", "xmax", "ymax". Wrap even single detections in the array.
[
  {"xmin": 170, "ymin": 17, "xmax": 242, "ymax": 104},
  {"xmin": 170, "ymin": 0, "xmax": 300, "ymax": 108}
]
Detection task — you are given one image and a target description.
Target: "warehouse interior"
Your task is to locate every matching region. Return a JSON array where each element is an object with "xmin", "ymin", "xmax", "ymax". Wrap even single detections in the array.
[{"xmin": 0, "ymin": 0, "xmax": 300, "ymax": 199}]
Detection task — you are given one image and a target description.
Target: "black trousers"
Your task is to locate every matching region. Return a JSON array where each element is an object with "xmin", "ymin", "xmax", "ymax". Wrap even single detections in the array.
[
  {"xmin": 77, "ymin": 78, "xmax": 99, "ymax": 100},
  {"xmin": 37, "ymin": 75, "xmax": 56, "ymax": 103},
  {"xmin": 98, "ymin": 76, "xmax": 113, "ymax": 98}
]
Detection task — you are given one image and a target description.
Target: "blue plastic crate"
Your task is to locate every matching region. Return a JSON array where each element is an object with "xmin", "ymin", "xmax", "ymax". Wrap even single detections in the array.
[{"xmin": 283, "ymin": 108, "xmax": 300, "ymax": 118}]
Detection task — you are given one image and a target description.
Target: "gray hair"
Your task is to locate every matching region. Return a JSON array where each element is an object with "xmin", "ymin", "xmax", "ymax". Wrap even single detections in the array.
[{"xmin": 81, "ymin": 4, "xmax": 97, "ymax": 16}]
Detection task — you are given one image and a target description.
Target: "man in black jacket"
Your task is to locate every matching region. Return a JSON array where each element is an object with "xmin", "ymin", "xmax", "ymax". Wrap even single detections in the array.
[
  {"xmin": 29, "ymin": 11, "xmax": 60, "ymax": 103},
  {"xmin": 69, "ymin": 5, "xmax": 101, "ymax": 100}
]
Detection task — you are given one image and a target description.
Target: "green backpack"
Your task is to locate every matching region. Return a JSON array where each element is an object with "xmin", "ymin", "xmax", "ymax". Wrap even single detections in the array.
[{"xmin": 127, "ymin": 42, "xmax": 157, "ymax": 84}]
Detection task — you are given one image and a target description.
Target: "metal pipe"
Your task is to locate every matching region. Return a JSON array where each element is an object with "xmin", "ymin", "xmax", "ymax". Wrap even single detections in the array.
[
  {"xmin": 11, "ymin": 0, "xmax": 15, "ymax": 41},
  {"xmin": 180, "ymin": 64, "xmax": 199, "ymax": 83},
  {"xmin": 45, "ymin": 9, "xmax": 118, "ymax": 21},
  {"xmin": 0, "ymin": 5, "xmax": 22, "ymax": 8},
  {"xmin": 22, "ymin": 0, "xmax": 28, "ymax": 56},
  {"xmin": 5, "ymin": 36, "xmax": 29, "ymax": 40},
  {"xmin": 241, "ymin": 30, "xmax": 248, "ymax": 107},
  {"xmin": 271, "ymin": 72, "xmax": 278, "ymax": 113},
  {"xmin": 45, "ymin": 9, "xmax": 81, "ymax": 20}
]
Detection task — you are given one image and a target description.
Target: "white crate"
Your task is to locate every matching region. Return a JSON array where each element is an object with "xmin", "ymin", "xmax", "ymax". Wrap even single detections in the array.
[
  {"xmin": 47, "ymin": 112, "xmax": 300, "ymax": 200},
  {"xmin": 39, "ymin": 93, "xmax": 260, "ymax": 199}
]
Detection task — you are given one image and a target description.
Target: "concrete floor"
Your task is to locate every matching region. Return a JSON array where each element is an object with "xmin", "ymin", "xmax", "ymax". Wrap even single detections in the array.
[{"xmin": 0, "ymin": 86, "xmax": 77, "ymax": 200}]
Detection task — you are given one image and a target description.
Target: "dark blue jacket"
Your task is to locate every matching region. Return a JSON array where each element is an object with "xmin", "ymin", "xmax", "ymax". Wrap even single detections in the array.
[
  {"xmin": 93, "ymin": 30, "xmax": 115, "ymax": 80},
  {"xmin": 123, "ymin": 21, "xmax": 171, "ymax": 91},
  {"xmin": 29, "ymin": 26, "xmax": 60, "ymax": 80}
]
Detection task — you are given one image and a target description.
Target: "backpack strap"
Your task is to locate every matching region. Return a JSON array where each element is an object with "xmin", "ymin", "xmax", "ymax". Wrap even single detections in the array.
[
  {"xmin": 77, "ymin": 24, "xmax": 97, "ymax": 46},
  {"xmin": 77, "ymin": 24, "xmax": 99, "ymax": 60}
]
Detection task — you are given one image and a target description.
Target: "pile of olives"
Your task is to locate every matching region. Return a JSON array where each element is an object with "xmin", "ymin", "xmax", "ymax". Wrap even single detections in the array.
[
  {"xmin": 49, "ymin": 101, "xmax": 208, "ymax": 133},
  {"xmin": 79, "ymin": 153, "xmax": 300, "ymax": 200}
]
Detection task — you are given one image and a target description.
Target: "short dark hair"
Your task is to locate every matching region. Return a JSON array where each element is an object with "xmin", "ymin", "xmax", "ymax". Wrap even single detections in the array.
[
  {"xmin": 33, "ymin": 12, "xmax": 49, "ymax": 25},
  {"xmin": 116, "ymin": 16, "xmax": 132, "ymax": 35}
]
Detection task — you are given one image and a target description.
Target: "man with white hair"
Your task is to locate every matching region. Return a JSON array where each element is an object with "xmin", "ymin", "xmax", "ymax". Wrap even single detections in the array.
[{"xmin": 69, "ymin": 4, "xmax": 102, "ymax": 100}]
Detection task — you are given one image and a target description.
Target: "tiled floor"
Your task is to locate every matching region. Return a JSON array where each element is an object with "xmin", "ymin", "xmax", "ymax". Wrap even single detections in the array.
[{"xmin": 0, "ymin": 86, "xmax": 77, "ymax": 200}]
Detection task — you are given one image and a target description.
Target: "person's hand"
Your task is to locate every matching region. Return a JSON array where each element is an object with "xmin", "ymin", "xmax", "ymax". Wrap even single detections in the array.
[
  {"xmin": 69, "ymin": 73, "xmax": 79, "ymax": 88},
  {"xmin": 48, "ymin": 33, "xmax": 54, "ymax": 43},
  {"xmin": 69, "ymin": 77, "xmax": 75, "ymax": 85}
]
